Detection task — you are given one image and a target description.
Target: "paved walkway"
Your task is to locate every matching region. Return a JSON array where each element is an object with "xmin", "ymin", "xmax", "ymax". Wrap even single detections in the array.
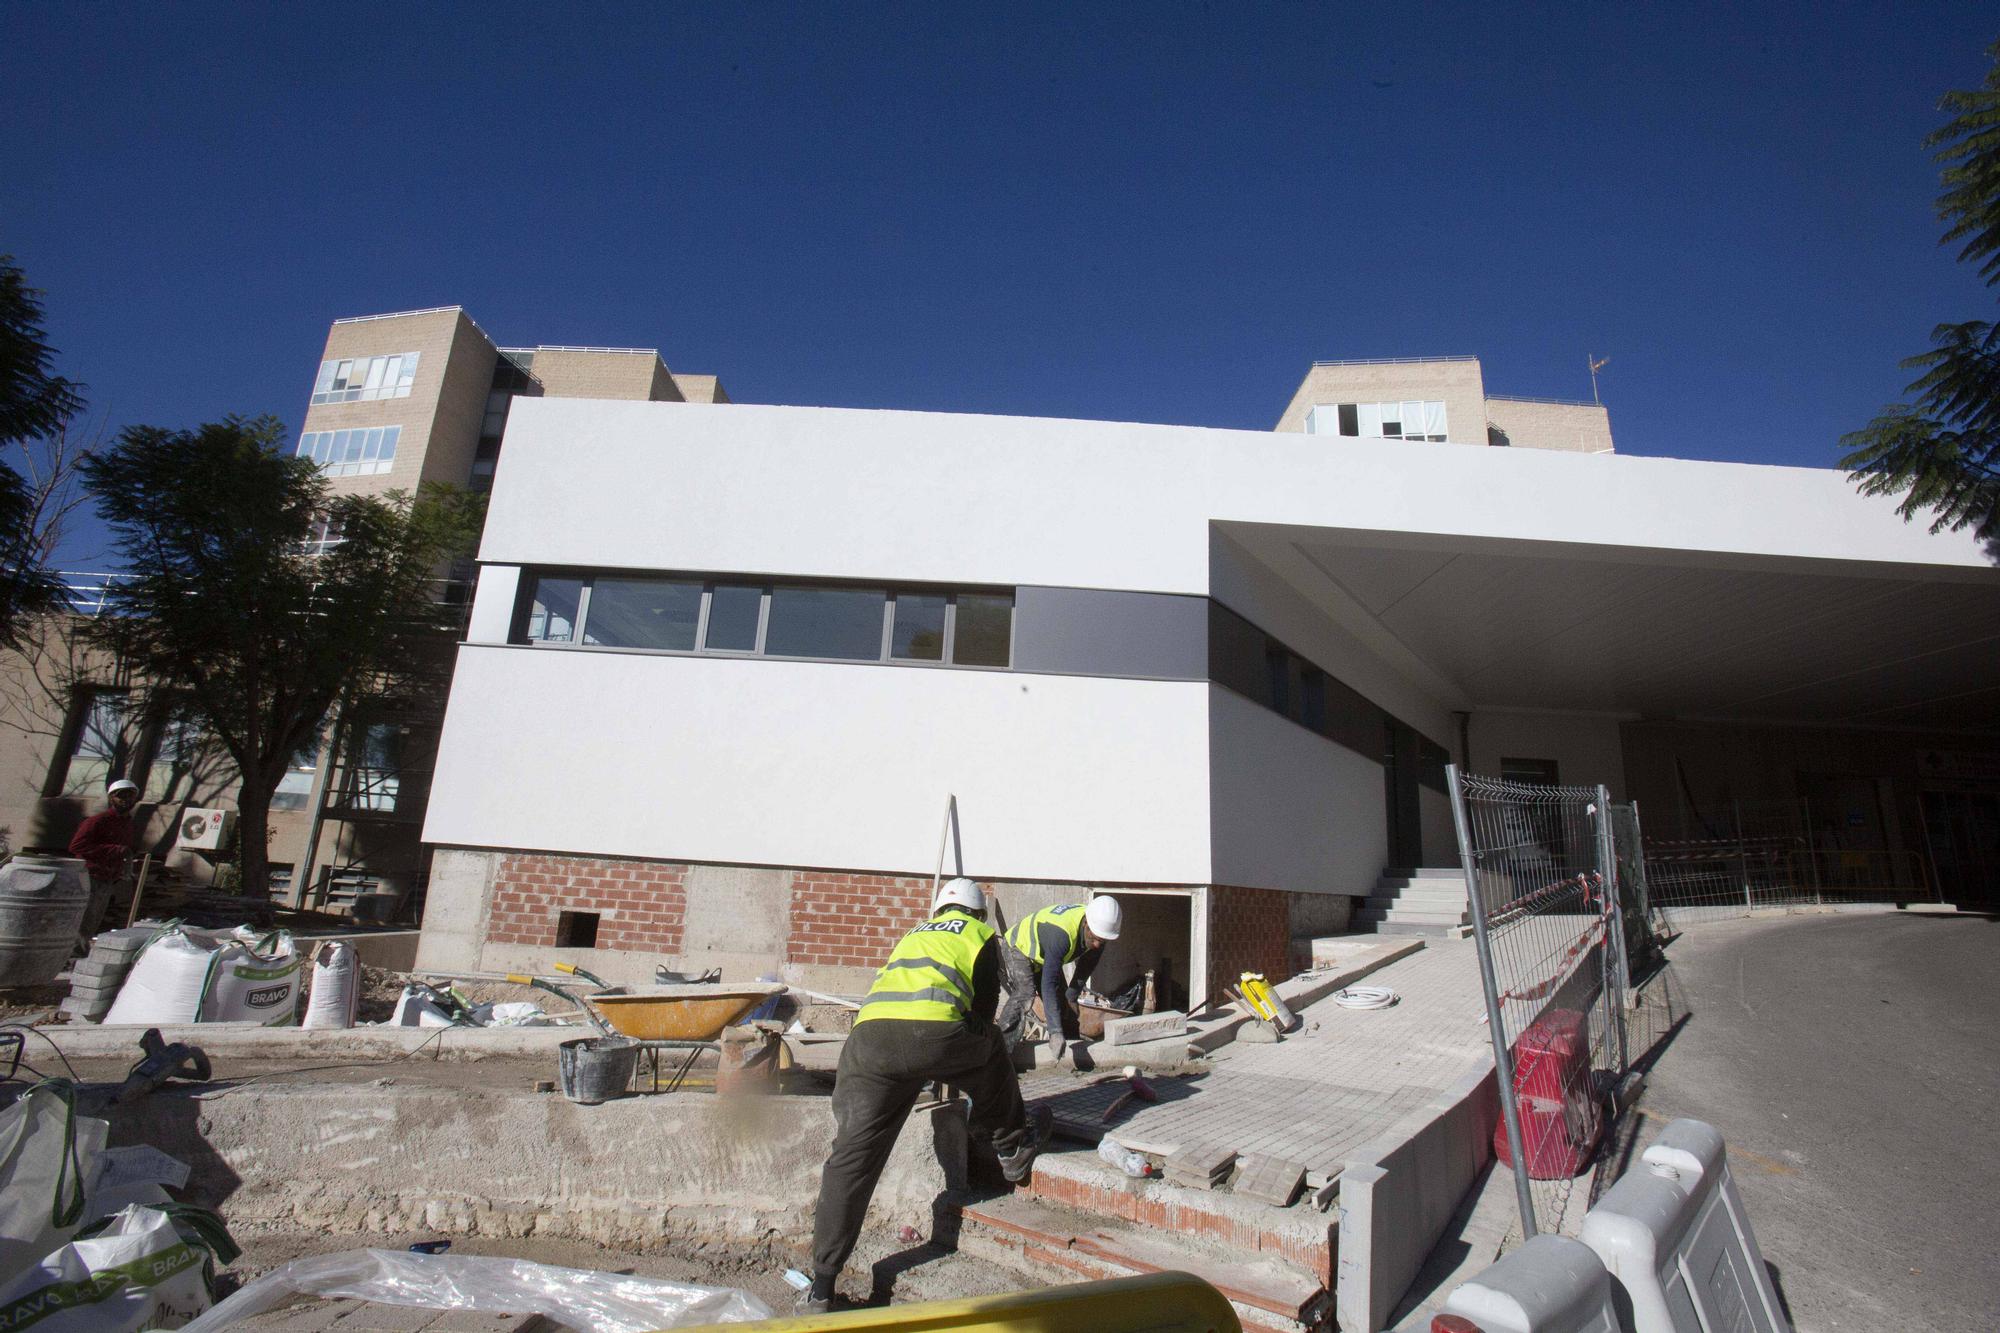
[{"xmin": 1026, "ymin": 939, "xmax": 1495, "ymax": 1177}]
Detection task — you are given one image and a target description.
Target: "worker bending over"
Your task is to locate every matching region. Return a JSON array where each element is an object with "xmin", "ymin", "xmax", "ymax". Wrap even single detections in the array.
[
  {"xmin": 801, "ymin": 877, "xmax": 1051, "ymax": 1314},
  {"xmin": 998, "ymin": 896, "xmax": 1122, "ymax": 1061}
]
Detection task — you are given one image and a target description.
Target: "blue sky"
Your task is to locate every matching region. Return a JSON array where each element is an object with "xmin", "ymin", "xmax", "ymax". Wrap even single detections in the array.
[{"xmin": 3, "ymin": 5, "xmax": 1995, "ymax": 564}]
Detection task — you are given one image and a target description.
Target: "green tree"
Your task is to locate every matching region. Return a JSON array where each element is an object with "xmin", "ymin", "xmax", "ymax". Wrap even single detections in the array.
[
  {"xmin": 1841, "ymin": 41, "xmax": 2000, "ymax": 543},
  {"xmin": 81, "ymin": 416, "xmax": 482, "ymax": 896},
  {"xmin": 0, "ymin": 256, "xmax": 87, "ymax": 645}
]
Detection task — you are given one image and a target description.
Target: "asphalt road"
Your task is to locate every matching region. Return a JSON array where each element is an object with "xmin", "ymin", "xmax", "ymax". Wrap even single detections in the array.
[{"xmin": 1622, "ymin": 910, "xmax": 2000, "ymax": 1333}]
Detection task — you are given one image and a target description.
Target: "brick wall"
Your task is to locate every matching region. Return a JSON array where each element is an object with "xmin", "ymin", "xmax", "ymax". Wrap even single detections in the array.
[
  {"xmin": 786, "ymin": 872, "xmax": 935, "ymax": 969},
  {"xmin": 487, "ymin": 852, "xmax": 688, "ymax": 952},
  {"xmin": 1207, "ymin": 883, "xmax": 1293, "ymax": 986}
]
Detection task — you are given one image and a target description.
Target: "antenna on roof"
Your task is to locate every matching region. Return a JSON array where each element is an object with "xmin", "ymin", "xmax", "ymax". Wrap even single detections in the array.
[{"xmin": 1588, "ymin": 355, "xmax": 1609, "ymax": 405}]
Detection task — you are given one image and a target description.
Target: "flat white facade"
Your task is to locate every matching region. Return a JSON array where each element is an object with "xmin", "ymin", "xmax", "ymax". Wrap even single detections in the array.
[{"xmin": 420, "ymin": 397, "xmax": 2000, "ymax": 977}]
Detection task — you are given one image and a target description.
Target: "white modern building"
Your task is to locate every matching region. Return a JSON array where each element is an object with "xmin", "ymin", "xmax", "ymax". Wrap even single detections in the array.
[{"xmin": 415, "ymin": 398, "xmax": 2000, "ymax": 1001}]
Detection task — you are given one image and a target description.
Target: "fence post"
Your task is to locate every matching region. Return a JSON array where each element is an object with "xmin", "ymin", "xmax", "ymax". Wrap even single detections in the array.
[
  {"xmin": 1449, "ymin": 764, "xmax": 1538, "ymax": 1241},
  {"xmin": 1595, "ymin": 786, "xmax": 1630, "ymax": 1072},
  {"xmin": 1734, "ymin": 798, "xmax": 1752, "ymax": 910},
  {"xmin": 1629, "ymin": 800, "xmax": 1651, "ymax": 927},
  {"xmin": 1801, "ymin": 794, "xmax": 1823, "ymax": 906}
]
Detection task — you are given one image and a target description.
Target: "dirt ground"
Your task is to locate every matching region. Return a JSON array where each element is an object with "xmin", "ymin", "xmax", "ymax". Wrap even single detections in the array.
[{"xmin": 217, "ymin": 1215, "xmax": 1032, "ymax": 1321}]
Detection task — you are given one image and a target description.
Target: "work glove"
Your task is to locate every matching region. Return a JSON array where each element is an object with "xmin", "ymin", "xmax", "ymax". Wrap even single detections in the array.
[{"xmin": 1046, "ymin": 1033, "xmax": 1067, "ymax": 1063}]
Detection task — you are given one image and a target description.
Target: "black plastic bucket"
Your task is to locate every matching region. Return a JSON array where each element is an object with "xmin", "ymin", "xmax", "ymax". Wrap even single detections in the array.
[{"xmin": 557, "ymin": 1036, "xmax": 639, "ymax": 1104}]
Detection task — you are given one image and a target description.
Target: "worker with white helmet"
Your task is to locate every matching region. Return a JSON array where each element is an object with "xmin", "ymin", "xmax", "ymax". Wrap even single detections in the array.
[
  {"xmin": 998, "ymin": 895, "xmax": 1123, "ymax": 1063},
  {"xmin": 799, "ymin": 876, "xmax": 1051, "ymax": 1315},
  {"xmin": 70, "ymin": 777, "xmax": 142, "ymax": 937}
]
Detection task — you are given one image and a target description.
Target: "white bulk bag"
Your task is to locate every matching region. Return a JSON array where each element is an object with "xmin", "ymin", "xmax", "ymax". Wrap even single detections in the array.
[
  {"xmin": 0, "ymin": 1083, "xmax": 109, "ymax": 1282},
  {"xmin": 101, "ymin": 931, "xmax": 211, "ymax": 1026},
  {"xmin": 0, "ymin": 1205, "xmax": 213, "ymax": 1332},
  {"xmin": 302, "ymin": 941, "xmax": 359, "ymax": 1030},
  {"xmin": 204, "ymin": 931, "xmax": 300, "ymax": 1025},
  {"xmin": 102, "ymin": 928, "xmax": 301, "ymax": 1027}
]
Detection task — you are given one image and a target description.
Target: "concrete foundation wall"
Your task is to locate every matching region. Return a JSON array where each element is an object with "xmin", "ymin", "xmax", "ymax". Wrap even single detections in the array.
[
  {"xmin": 420, "ymin": 846, "xmax": 1224, "ymax": 1000},
  {"xmin": 107, "ymin": 1083, "xmax": 964, "ymax": 1269}
]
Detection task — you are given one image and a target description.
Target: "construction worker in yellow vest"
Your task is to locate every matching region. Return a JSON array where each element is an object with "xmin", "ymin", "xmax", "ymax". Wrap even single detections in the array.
[
  {"xmin": 997, "ymin": 896, "xmax": 1123, "ymax": 1062},
  {"xmin": 799, "ymin": 877, "xmax": 1052, "ymax": 1315}
]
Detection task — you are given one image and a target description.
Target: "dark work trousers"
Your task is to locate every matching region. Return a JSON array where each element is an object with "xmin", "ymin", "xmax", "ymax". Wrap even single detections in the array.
[
  {"xmin": 996, "ymin": 942, "xmax": 1040, "ymax": 1052},
  {"xmin": 811, "ymin": 1016, "xmax": 1027, "ymax": 1281}
]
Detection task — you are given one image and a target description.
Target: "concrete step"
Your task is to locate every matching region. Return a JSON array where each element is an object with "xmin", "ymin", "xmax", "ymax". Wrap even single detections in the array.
[
  {"xmin": 1360, "ymin": 919, "xmax": 1474, "ymax": 938},
  {"xmin": 956, "ymin": 1190, "xmax": 1329, "ymax": 1333},
  {"xmin": 1383, "ymin": 867, "xmax": 1463, "ymax": 881},
  {"xmin": 1365, "ymin": 888, "xmax": 1467, "ymax": 907},
  {"xmin": 1353, "ymin": 906, "xmax": 1470, "ymax": 926},
  {"xmin": 1376, "ymin": 875, "xmax": 1468, "ymax": 892}
]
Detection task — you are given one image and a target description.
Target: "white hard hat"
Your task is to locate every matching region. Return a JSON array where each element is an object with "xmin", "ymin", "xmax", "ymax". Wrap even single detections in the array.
[
  {"xmin": 106, "ymin": 779, "xmax": 139, "ymax": 796},
  {"xmin": 1085, "ymin": 896, "xmax": 1123, "ymax": 941},
  {"xmin": 935, "ymin": 877, "xmax": 986, "ymax": 915}
]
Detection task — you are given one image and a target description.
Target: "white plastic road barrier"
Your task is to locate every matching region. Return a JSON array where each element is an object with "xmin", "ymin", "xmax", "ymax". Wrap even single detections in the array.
[
  {"xmin": 1578, "ymin": 1118, "xmax": 1791, "ymax": 1333},
  {"xmin": 1439, "ymin": 1234, "xmax": 1624, "ymax": 1332}
]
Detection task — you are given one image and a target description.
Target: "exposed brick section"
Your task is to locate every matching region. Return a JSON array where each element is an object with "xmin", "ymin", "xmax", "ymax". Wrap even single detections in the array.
[
  {"xmin": 487, "ymin": 852, "xmax": 687, "ymax": 952},
  {"xmin": 786, "ymin": 872, "xmax": 935, "ymax": 969},
  {"xmin": 1207, "ymin": 884, "xmax": 1293, "ymax": 987}
]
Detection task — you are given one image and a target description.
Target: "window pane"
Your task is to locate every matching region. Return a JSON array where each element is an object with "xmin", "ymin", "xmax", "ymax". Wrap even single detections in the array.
[
  {"xmin": 62, "ymin": 690, "xmax": 129, "ymax": 796},
  {"xmin": 296, "ymin": 433, "xmax": 316, "ymax": 458},
  {"xmin": 1337, "ymin": 403, "xmax": 1359, "ymax": 436},
  {"xmin": 143, "ymin": 709, "xmax": 203, "ymax": 803},
  {"xmin": 314, "ymin": 361, "xmax": 337, "ymax": 395},
  {"xmin": 1357, "ymin": 402, "xmax": 1382, "ymax": 437},
  {"xmin": 583, "ymin": 577, "xmax": 702, "ymax": 650},
  {"xmin": 764, "ymin": 586, "xmax": 885, "ymax": 660},
  {"xmin": 703, "ymin": 584, "xmax": 763, "ymax": 651},
  {"xmin": 524, "ymin": 577, "xmax": 583, "ymax": 643},
  {"xmin": 379, "ymin": 426, "xmax": 399, "ymax": 461},
  {"xmin": 891, "ymin": 592, "xmax": 947, "ymax": 660},
  {"xmin": 400, "ymin": 351, "xmax": 419, "ymax": 384},
  {"xmin": 363, "ymin": 357, "xmax": 387, "ymax": 391},
  {"xmin": 334, "ymin": 360, "xmax": 354, "ymax": 389},
  {"xmin": 951, "ymin": 593, "xmax": 1012, "ymax": 666}
]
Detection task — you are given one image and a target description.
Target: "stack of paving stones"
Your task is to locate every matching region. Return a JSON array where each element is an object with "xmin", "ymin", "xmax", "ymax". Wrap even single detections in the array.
[
  {"xmin": 58, "ymin": 925, "xmax": 159, "ymax": 1023},
  {"xmin": 1164, "ymin": 1142, "xmax": 1237, "ymax": 1191}
]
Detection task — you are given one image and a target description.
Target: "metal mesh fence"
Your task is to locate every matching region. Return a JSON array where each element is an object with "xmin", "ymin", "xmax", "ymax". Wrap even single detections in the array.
[
  {"xmin": 1448, "ymin": 767, "xmax": 1629, "ymax": 1240},
  {"xmin": 1639, "ymin": 798, "xmax": 1937, "ymax": 925}
]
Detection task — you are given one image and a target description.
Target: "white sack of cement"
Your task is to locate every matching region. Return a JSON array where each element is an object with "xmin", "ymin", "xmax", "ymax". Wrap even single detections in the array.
[
  {"xmin": 386, "ymin": 987, "xmax": 455, "ymax": 1028},
  {"xmin": 0, "ymin": 1204, "xmax": 213, "ymax": 1331},
  {"xmin": 302, "ymin": 941, "xmax": 359, "ymax": 1029},
  {"xmin": 179, "ymin": 1248, "xmax": 771, "ymax": 1331}
]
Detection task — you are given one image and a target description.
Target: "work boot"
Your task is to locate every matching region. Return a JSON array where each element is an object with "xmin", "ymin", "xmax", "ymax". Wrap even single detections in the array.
[
  {"xmin": 997, "ymin": 1105, "xmax": 1053, "ymax": 1183},
  {"xmin": 792, "ymin": 1291, "xmax": 832, "ymax": 1316}
]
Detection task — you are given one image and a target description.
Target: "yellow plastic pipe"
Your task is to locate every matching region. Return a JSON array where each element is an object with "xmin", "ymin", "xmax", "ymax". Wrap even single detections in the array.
[{"xmin": 675, "ymin": 1272, "xmax": 1242, "ymax": 1333}]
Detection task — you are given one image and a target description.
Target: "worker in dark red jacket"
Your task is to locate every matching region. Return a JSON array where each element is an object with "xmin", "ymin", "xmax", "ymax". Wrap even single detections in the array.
[{"xmin": 69, "ymin": 777, "xmax": 139, "ymax": 935}]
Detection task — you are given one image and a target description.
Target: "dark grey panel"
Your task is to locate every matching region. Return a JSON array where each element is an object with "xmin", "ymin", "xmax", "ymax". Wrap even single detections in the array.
[{"xmin": 1011, "ymin": 586, "xmax": 1208, "ymax": 680}]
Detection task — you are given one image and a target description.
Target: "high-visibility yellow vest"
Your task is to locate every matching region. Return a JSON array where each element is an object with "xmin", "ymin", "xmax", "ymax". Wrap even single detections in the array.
[
  {"xmin": 854, "ymin": 909, "xmax": 995, "ymax": 1025},
  {"xmin": 1007, "ymin": 903, "xmax": 1088, "ymax": 967}
]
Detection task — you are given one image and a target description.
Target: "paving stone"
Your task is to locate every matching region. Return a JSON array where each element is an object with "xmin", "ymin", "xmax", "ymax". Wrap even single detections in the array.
[
  {"xmin": 1164, "ymin": 1141, "xmax": 1236, "ymax": 1188},
  {"xmin": 1102, "ymin": 1009, "xmax": 1187, "ymax": 1046},
  {"xmin": 1236, "ymin": 1152, "xmax": 1307, "ymax": 1207}
]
